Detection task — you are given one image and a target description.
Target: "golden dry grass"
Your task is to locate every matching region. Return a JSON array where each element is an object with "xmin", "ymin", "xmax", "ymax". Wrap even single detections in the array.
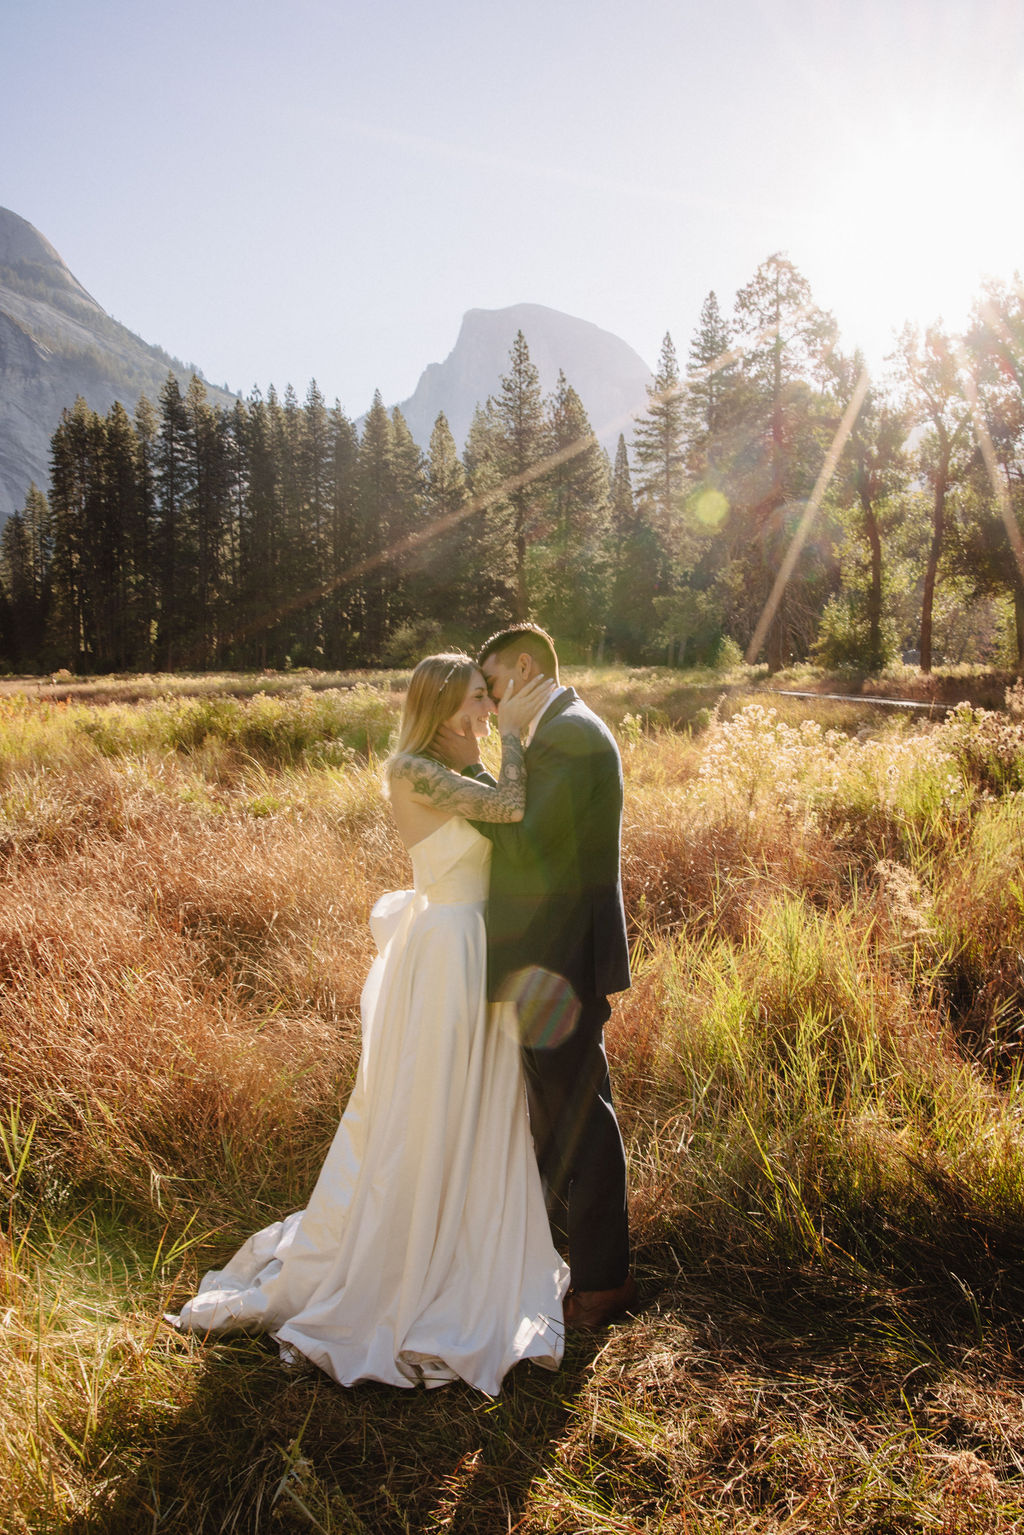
[{"xmin": 3, "ymin": 673, "xmax": 1024, "ymax": 1531}]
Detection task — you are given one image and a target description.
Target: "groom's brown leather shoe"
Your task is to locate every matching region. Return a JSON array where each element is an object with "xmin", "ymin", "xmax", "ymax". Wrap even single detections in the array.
[{"xmin": 564, "ymin": 1275, "xmax": 637, "ymax": 1332}]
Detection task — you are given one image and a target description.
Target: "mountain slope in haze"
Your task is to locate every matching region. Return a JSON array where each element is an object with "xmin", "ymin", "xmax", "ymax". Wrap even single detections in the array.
[
  {"xmin": 391, "ymin": 303, "xmax": 653, "ymax": 455},
  {"xmin": 0, "ymin": 207, "xmax": 235, "ymax": 522}
]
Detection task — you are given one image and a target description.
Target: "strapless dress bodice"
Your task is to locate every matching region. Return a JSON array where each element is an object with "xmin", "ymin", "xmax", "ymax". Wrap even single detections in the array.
[{"xmin": 410, "ymin": 816, "xmax": 490, "ymax": 905}]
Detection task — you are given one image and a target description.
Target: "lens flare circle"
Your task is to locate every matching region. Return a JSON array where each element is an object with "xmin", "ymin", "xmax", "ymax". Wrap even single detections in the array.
[
  {"xmin": 496, "ymin": 966, "xmax": 581, "ymax": 1050},
  {"xmin": 690, "ymin": 488, "xmax": 729, "ymax": 529}
]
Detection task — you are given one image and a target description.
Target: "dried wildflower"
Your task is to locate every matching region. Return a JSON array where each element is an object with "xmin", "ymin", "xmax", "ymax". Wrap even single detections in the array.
[{"xmin": 875, "ymin": 858, "xmax": 936, "ymax": 937}]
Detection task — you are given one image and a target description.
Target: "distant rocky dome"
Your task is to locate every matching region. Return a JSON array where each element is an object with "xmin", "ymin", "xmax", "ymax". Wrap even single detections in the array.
[
  {"xmin": 0, "ymin": 207, "xmax": 235, "ymax": 522},
  {"xmin": 0, "ymin": 212, "xmax": 99, "ymax": 310},
  {"xmin": 390, "ymin": 303, "xmax": 653, "ymax": 456}
]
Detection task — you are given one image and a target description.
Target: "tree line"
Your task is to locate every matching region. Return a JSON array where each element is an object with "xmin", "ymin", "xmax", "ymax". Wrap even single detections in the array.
[{"xmin": 3, "ymin": 252, "xmax": 1023, "ymax": 675}]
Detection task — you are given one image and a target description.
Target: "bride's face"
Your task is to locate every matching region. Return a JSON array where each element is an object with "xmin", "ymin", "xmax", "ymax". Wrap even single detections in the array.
[{"xmin": 447, "ymin": 668, "xmax": 493, "ymax": 740}]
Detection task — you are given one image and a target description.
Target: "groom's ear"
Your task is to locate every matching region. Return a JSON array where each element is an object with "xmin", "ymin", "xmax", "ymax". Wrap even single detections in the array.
[{"xmin": 516, "ymin": 652, "xmax": 535, "ymax": 681}]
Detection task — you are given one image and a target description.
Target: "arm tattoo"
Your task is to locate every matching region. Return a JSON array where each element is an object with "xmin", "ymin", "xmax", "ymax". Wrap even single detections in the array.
[{"xmin": 389, "ymin": 733, "xmax": 526, "ymax": 821}]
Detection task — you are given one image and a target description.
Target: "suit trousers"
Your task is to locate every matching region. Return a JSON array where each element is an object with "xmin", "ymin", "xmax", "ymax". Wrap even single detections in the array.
[{"xmin": 521, "ymin": 996, "xmax": 630, "ymax": 1292}]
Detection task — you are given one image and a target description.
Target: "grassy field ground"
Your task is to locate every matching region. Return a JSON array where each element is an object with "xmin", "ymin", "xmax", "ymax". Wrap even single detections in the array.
[{"xmin": 3, "ymin": 664, "xmax": 1024, "ymax": 1532}]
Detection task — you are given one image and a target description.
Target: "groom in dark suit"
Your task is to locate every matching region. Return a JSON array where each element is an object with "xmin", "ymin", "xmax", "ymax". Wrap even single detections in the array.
[{"xmin": 446, "ymin": 623, "xmax": 634, "ymax": 1330}]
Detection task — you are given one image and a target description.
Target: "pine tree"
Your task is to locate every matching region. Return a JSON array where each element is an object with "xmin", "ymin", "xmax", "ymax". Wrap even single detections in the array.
[
  {"xmin": 1, "ymin": 484, "xmax": 50, "ymax": 666},
  {"xmin": 606, "ymin": 436, "xmax": 659, "ymax": 662},
  {"xmin": 609, "ymin": 437, "xmax": 634, "ymax": 539},
  {"xmin": 184, "ymin": 375, "xmax": 230, "ymax": 667},
  {"xmin": 389, "ymin": 406, "xmax": 426, "ymax": 624},
  {"xmin": 728, "ymin": 253, "xmax": 839, "ymax": 670},
  {"xmin": 683, "ymin": 292, "xmax": 739, "ymax": 478},
  {"xmin": 412, "ymin": 410, "xmax": 469, "ymax": 630},
  {"xmin": 154, "ymin": 374, "xmax": 197, "ymax": 670},
  {"xmin": 357, "ymin": 391, "xmax": 397, "ymax": 659},
  {"xmin": 632, "ymin": 332, "xmax": 688, "ymax": 568},
  {"xmin": 672, "ymin": 293, "xmax": 748, "ymax": 665},
  {"xmin": 427, "ymin": 407, "xmax": 514, "ymax": 637},
  {"xmin": 425, "ymin": 411, "xmax": 467, "ymax": 542},
  {"xmin": 274, "ymin": 383, "xmax": 309, "ymax": 662},
  {"xmin": 0, "ymin": 561, "xmax": 14, "ymax": 667},
  {"xmin": 530, "ymin": 372, "xmax": 610, "ymax": 654},
  {"xmin": 23, "ymin": 480, "xmax": 53, "ymax": 623},
  {"xmin": 463, "ymin": 401, "xmax": 516, "ymax": 623},
  {"xmin": 132, "ymin": 395, "xmax": 159, "ymax": 668},
  {"xmin": 101, "ymin": 400, "xmax": 145, "ymax": 669},
  {"xmin": 303, "ymin": 381, "xmax": 332, "ymax": 567},
  {"xmin": 48, "ymin": 397, "xmax": 106, "ymax": 669},
  {"xmin": 284, "ymin": 380, "xmax": 333, "ymax": 663},
  {"xmin": 239, "ymin": 388, "xmax": 283, "ymax": 667},
  {"xmin": 220, "ymin": 399, "xmax": 250, "ymax": 658},
  {"xmin": 492, "ymin": 331, "xmax": 548, "ymax": 620},
  {"xmin": 323, "ymin": 403, "xmax": 361, "ymax": 666}
]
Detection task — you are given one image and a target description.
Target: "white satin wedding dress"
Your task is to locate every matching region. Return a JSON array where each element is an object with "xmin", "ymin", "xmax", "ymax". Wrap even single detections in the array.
[{"xmin": 170, "ymin": 816, "xmax": 568, "ymax": 1393}]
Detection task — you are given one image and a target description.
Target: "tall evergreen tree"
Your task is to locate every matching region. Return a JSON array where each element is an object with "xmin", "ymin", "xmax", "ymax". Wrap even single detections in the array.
[
  {"xmin": 411, "ymin": 410, "xmax": 471, "ymax": 630},
  {"xmin": 219, "ymin": 399, "xmax": 250, "ymax": 655},
  {"xmin": 0, "ymin": 549, "xmax": 15, "ymax": 666},
  {"xmin": 492, "ymin": 331, "xmax": 548, "ymax": 620},
  {"xmin": 100, "ymin": 399, "xmax": 148, "ymax": 669},
  {"xmin": 632, "ymin": 332, "xmax": 688, "ymax": 570},
  {"xmin": 302, "ymin": 381, "xmax": 332, "ymax": 570},
  {"xmin": 463, "ymin": 401, "xmax": 517, "ymax": 622},
  {"xmin": 154, "ymin": 374, "xmax": 197, "ymax": 670},
  {"xmin": 357, "ymin": 391, "xmax": 397, "ymax": 659},
  {"xmin": 48, "ymin": 397, "xmax": 106, "ymax": 669},
  {"xmin": 273, "ymin": 383, "xmax": 310, "ymax": 661},
  {"xmin": 682, "ymin": 292, "xmax": 738, "ymax": 478},
  {"xmin": 1, "ymin": 484, "xmax": 50, "ymax": 666},
  {"xmin": 606, "ymin": 436, "xmax": 659, "ymax": 662},
  {"xmin": 389, "ymin": 406, "xmax": 426, "ymax": 621},
  {"xmin": 323, "ymin": 403, "xmax": 361, "ymax": 665},
  {"xmin": 729, "ymin": 253, "xmax": 839, "ymax": 669},
  {"xmin": 238, "ymin": 388, "xmax": 283, "ymax": 667},
  {"xmin": 531, "ymin": 372, "xmax": 610, "ymax": 654},
  {"xmin": 133, "ymin": 394, "xmax": 159, "ymax": 667},
  {"xmin": 184, "ymin": 375, "xmax": 230, "ymax": 667},
  {"xmin": 279, "ymin": 380, "xmax": 332, "ymax": 663}
]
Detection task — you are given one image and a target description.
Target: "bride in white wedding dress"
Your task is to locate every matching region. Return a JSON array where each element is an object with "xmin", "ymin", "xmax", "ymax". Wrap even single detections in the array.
[{"xmin": 169, "ymin": 655, "xmax": 568, "ymax": 1394}]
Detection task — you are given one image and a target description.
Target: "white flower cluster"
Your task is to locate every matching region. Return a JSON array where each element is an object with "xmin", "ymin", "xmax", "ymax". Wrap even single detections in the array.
[
  {"xmin": 937, "ymin": 700, "xmax": 1024, "ymax": 793},
  {"xmin": 689, "ymin": 703, "xmax": 961, "ymax": 826}
]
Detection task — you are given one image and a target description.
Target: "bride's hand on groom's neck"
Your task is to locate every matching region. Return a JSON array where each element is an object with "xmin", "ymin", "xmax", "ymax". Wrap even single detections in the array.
[{"xmin": 431, "ymin": 720, "xmax": 482, "ymax": 773}]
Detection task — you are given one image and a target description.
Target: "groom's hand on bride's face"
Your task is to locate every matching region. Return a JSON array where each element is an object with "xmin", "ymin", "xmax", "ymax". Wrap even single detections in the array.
[{"xmin": 432, "ymin": 721, "xmax": 482, "ymax": 772}]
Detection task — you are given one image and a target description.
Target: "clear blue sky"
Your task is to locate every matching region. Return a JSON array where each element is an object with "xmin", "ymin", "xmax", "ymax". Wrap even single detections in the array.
[{"xmin": 4, "ymin": 0, "xmax": 1023, "ymax": 413}]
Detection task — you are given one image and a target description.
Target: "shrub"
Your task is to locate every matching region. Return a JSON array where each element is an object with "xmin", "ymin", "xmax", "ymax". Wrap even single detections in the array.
[{"xmin": 813, "ymin": 590, "xmax": 898, "ymax": 672}]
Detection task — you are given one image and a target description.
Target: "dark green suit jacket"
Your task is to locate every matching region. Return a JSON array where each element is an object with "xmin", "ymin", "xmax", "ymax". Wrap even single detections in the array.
[{"xmin": 470, "ymin": 688, "xmax": 631, "ymax": 1007}]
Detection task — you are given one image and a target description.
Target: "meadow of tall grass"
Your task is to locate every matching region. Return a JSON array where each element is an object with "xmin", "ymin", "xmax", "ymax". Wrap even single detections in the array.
[{"xmin": 3, "ymin": 668, "xmax": 1024, "ymax": 1532}]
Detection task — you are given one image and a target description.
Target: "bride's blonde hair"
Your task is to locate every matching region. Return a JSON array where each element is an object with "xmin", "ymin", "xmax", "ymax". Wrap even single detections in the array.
[{"xmin": 391, "ymin": 652, "xmax": 477, "ymax": 762}]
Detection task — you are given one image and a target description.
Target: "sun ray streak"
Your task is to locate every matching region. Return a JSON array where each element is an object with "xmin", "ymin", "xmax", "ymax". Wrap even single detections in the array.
[
  {"xmin": 960, "ymin": 358, "xmax": 1024, "ymax": 586},
  {"xmin": 744, "ymin": 366, "xmax": 871, "ymax": 666}
]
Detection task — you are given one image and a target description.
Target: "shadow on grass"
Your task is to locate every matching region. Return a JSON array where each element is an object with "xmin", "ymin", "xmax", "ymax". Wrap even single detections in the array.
[
  {"xmin": 579, "ymin": 1248, "xmax": 1024, "ymax": 1530},
  {"xmin": 38, "ymin": 1234, "xmax": 1024, "ymax": 1534},
  {"xmin": 66, "ymin": 1326, "xmax": 604, "ymax": 1535}
]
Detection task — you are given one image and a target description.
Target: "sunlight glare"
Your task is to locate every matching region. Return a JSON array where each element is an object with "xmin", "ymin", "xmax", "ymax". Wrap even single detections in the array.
[{"xmin": 808, "ymin": 102, "xmax": 1023, "ymax": 366}]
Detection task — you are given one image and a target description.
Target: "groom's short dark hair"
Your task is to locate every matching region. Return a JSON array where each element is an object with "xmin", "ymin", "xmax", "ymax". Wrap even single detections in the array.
[{"xmin": 477, "ymin": 623, "xmax": 558, "ymax": 676}]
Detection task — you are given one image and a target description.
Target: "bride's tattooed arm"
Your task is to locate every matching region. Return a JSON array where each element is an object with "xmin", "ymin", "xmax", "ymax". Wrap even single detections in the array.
[{"xmin": 388, "ymin": 733, "xmax": 527, "ymax": 822}]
